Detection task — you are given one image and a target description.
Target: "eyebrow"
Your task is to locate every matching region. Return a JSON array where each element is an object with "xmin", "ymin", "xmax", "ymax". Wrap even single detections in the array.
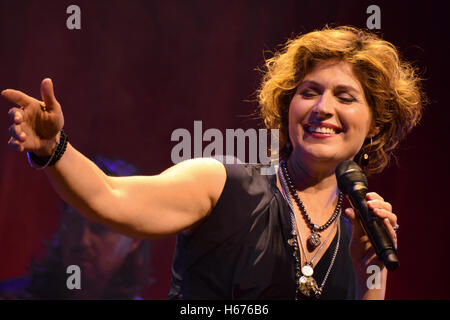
[{"xmin": 299, "ymin": 80, "xmax": 361, "ymax": 96}]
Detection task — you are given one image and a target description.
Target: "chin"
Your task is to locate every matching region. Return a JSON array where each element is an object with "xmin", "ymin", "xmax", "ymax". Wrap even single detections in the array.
[{"xmin": 299, "ymin": 147, "xmax": 337, "ymax": 160}]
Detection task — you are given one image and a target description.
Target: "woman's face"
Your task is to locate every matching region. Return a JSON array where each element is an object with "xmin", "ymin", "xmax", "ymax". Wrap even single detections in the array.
[{"xmin": 288, "ymin": 60, "xmax": 376, "ymax": 169}]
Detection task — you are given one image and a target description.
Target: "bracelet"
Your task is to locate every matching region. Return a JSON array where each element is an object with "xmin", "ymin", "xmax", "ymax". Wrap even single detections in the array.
[{"xmin": 27, "ymin": 130, "xmax": 69, "ymax": 170}]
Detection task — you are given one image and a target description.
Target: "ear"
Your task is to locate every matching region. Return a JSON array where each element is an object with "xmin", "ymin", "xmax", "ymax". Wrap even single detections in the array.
[{"xmin": 367, "ymin": 125, "xmax": 381, "ymax": 139}]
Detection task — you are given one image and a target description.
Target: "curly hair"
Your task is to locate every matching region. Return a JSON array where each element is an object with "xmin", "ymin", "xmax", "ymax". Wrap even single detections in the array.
[{"xmin": 257, "ymin": 25, "xmax": 427, "ymax": 175}]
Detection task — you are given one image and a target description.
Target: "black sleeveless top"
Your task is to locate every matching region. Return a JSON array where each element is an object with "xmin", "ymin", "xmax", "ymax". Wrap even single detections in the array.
[{"xmin": 169, "ymin": 163, "xmax": 356, "ymax": 299}]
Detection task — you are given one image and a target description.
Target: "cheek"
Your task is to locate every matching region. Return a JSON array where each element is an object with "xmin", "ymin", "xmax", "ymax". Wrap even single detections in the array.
[
  {"xmin": 288, "ymin": 95, "xmax": 309, "ymax": 119},
  {"xmin": 342, "ymin": 107, "xmax": 372, "ymax": 133},
  {"xmin": 287, "ymin": 98, "xmax": 308, "ymax": 135}
]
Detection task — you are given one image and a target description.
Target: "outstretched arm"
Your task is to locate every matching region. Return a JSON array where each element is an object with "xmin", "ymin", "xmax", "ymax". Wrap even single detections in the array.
[{"xmin": 3, "ymin": 79, "xmax": 227, "ymax": 239}]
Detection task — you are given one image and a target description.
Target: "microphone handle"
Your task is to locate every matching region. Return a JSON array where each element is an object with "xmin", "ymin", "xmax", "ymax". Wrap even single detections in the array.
[{"xmin": 348, "ymin": 191, "xmax": 400, "ymax": 271}]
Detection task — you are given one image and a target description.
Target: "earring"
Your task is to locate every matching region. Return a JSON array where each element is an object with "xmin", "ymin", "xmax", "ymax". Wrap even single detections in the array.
[
  {"xmin": 360, "ymin": 137, "xmax": 373, "ymax": 167},
  {"xmin": 361, "ymin": 153, "xmax": 369, "ymax": 167}
]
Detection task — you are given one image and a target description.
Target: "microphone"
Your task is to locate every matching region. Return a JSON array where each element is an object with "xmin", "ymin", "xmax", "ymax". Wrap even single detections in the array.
[{"xmin": 335, "ymin": 160, "xmax": 399, "ymax": 271}]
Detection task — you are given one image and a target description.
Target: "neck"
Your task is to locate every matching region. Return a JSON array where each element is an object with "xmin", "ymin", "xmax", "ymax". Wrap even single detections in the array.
[
  {"xmin": 280, "ymin": 154, "xmax": 342, "ymax": 228},
  {"xmin": 282, "ymin": 153, "xmax": 341, "ymax": 213},
  {"xmin": 286, "ymin": 154, "xmax": 339, "ymax": 194}
]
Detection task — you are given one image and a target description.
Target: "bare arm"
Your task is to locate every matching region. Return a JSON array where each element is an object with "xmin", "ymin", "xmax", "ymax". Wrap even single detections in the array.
[
  {"xmin": 4, "ymin": 79, "xmax": 227, "ymax": 239},
  {"xmin": 46, "ymin": 145, "xmax": 226, "ymax": 238}
]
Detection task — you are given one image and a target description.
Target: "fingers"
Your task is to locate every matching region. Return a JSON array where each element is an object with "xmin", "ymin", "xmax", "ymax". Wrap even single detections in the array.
[
  {"xmin": 8, "ymin": 122, "xmax": 27, "ymax": 152},
  {"xmin": 2, "ymin": 89, "xmax": 35, "ymax": 108},
  {"xmin": 367, "ymin": 198, "xmax": 392, "ymax": 212},
  {"xmin": 346, "ymin": 193, "xmax": 399, "ymax": 270},
  {"xmin": 372, "ymin": 208, "xmax": 397, "ymax": 226},
  {"xmin": 3, "ymin": 78, "xmax": 57, "ymax": 111},
  {"xmin": 346, "ymin": 194, "xmax": 399, "ymax": 252},
  {"xmin": 8, "ymin": 107, "xmax": 24, "ymax": 124},
  {"xmin": 345, "ymin": 206, "xmax": 398, "ymax": 230},
  {"xmin": 40, "ymin": 78, "xmax": 57, "ymax": 110},
  {"xmin": 344, "ymin": 207, "xmax": 356, "ymax": 221},
  {"xmin": 9, "ymin": 124, "xmax": 26, "ymax": 142},
  {"xmin": 383, "ymin": 217, "xmax": 398, "ymax": 249},
  {"xmin": 366, "ymin": 192, "xmax": 383, "ymax": 201},
  {"xmin": 366, "ymin": 193, "xmax": 397, "ymax": 230},
  {"xmin": 7, "ymin": 106, "xmax": 26, "ymax": 152},
  {"xmin": 8, "ymin": 136, "xmax": 24, "ymax": 152}
]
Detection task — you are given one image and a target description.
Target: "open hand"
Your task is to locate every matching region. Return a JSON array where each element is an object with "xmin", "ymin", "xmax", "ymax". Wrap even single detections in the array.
[{"xmin": 2, "ymin": 78, "xmax": 64, "ymax": 156}]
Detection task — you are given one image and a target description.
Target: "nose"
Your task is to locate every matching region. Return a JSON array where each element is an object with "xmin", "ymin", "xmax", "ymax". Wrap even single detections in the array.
[{"xmin": 312, "ymin": 91, "xmax": 335, "ymax": 118}]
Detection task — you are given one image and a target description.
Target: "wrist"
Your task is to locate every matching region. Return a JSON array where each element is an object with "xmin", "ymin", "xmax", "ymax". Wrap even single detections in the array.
[
  {"xmin": 34, "ymin": 132, "xmax": 61, "ymax": 157},
  {"xmin": 28, "ymin": 130, "xmax": 68, "ymax": 170}
]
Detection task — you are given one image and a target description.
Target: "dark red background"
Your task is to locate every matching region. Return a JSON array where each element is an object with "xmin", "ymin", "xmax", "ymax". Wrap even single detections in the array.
[{"xmin": 0, "ymin": 0, "xmax": 448, "ymax": 299}]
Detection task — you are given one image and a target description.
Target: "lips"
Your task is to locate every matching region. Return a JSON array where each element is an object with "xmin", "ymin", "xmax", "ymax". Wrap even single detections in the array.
[{"xmin": 304, "ymin": 123, "xmax": 343, "ymax": 135}]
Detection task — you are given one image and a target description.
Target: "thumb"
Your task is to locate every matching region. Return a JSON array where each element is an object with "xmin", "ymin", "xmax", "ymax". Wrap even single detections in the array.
[
  {"xmin": 343, "ymin": 207, "xmax": 356, "ymax": 221},
  {"xmin": 40, "ymin": 78, "xmax": 57, "ymax": 110}
]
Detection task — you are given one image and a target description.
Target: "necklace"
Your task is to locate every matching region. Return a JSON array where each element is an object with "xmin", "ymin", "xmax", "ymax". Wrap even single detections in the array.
[
  {"xmin": 280, "ymin": 159, "xmax": 343, "ymax": 250},
  {"xmin": 278, "ymin": 163, "xmax": 341, "ymax": 299}
]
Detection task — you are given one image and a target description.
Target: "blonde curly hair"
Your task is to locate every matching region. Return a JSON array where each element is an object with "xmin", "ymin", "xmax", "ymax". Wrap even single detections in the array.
[{"xmin": 257, "ymin": 26, "xmax": 426, "ymax": 175}]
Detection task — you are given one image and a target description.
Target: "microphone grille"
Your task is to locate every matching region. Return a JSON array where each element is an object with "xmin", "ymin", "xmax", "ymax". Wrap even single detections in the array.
[{"xmin": 335, "ymin": 160, "xmax": 368, "ymax": 194}]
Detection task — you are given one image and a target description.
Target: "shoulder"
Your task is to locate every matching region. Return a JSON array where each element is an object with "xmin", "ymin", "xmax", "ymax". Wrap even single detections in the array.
[
  {"xmin": 218, "ymin": 156, "xmax": 274, "ymax": 184},
  {"xmin": 169, "ymin": 157, "xmax": 274, "ymax": 205},
  {"xmin": 177, "ymin": 160, "xmax": 279, "ymax": 250},
  {"xmin": 163, "ymin": 157, "xmax": 226, "ymax": 177},
  {"xmin": 212, "ymin": 159, "xmax": 277, "ymax": 214},
  {"xmin": 162, "ymin": 157, "xmax": 227, "ymax": 208}
]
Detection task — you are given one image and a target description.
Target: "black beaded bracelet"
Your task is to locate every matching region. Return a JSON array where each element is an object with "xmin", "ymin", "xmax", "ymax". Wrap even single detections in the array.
[
  {"xmin": 49, "ymin": 130, "xmax": 68, "ymax": 165},
  {"xmin": 28, "ymin": 130, "xmax": 69, "ymax": 167}
]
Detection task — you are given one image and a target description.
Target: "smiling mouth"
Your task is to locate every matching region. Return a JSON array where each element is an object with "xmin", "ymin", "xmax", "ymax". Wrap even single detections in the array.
[{"xmin": 305, "ymin": 125, "xmax": 343, "ymax": 135}]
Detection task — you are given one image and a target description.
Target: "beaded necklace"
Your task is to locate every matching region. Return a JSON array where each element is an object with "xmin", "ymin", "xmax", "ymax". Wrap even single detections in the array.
[
  {"xmin": 278, "ymin": 161, "xmax": 341, "ymax": 299},
  {"xmin": 280, "ymin": 159, "xmax": 343, "ymax": 250}
]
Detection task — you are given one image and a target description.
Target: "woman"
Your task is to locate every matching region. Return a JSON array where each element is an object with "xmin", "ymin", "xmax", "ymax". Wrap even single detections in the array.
[{"xmin": 3, "ymin": 26, "xmax": 425, "ymax": 299}]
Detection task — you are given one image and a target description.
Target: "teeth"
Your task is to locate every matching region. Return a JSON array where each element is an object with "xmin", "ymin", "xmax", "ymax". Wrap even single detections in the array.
[{"xmin": 307, "ymin": 126, "xmax": 338, "ymax": 134}]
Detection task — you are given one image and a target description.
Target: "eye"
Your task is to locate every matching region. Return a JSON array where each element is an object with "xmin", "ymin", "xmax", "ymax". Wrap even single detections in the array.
[
  {"xmin": 336, "ymin": 92, "xmax": 357, "ymax": 103},
  {"xmin": 300, "ymin": 89, "xmax": 319, "ymax": 99}
]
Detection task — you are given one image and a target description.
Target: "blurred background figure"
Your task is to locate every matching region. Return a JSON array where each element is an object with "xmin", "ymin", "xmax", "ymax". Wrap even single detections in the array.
[{"xmin": 0, "ymin": 156, "xmax": 153, "ymax": 299}]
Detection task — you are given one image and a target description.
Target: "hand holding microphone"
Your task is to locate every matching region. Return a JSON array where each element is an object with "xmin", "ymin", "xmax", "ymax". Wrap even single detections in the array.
[{"xmin": 336, "ymin": 160, "xmax": 400, "ymax": 271}]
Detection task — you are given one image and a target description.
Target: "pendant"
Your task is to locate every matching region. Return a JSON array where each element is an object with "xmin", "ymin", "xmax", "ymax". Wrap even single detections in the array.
[
  {"xmin": 301, "ymin": 263, "xmax": 314, "ymax": 277},
  {"xmin": 307, "ymin": 232, "xmax": 321, "ymax": 249},
  {"xmin": 299, "ymin": 263, "xmax": 318, "ymax": 297},
  {"xmin": 314, "ymin": 288, "xmax": 323, "ymax": 299},
  {"xmin": 299, "ymin": 276, "xmax": 318, "ymax": 297}
]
